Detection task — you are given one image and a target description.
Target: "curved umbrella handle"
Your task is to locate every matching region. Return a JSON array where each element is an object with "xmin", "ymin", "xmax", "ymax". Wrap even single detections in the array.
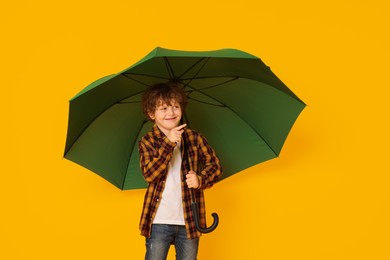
[
  {"xmin": 184, "ymin": 133, "xmax": 219, "ymax": 233},
  {"xmin": 191, "ymin": 202, "xmax": 219, "ymax": 233}
]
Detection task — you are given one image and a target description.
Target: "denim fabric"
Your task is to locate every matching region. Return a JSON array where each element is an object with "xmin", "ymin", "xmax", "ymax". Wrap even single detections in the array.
[{"xmin": 145, "ymin": 224, "xmax": 199, "ymax": 260}]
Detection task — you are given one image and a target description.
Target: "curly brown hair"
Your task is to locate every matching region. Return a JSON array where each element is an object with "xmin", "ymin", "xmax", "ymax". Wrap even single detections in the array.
[{"xmin": 142, "ymin": 82, "xmax": 188, "ymax": 120}]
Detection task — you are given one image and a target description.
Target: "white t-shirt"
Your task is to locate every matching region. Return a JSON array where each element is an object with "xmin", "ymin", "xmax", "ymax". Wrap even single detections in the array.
[{"xmin": 153, "ymin": 143, "xmax": 185, "ymax": 225}]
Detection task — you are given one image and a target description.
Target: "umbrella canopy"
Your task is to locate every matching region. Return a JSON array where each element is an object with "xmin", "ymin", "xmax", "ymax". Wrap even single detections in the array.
[{"xmin": 64, "ymin": 47, "xmax": 305, "ymax": 190}]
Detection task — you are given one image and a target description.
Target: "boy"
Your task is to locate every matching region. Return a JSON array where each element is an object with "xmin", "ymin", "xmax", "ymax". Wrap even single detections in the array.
[{"xmin": 139, "ymin": 82, "xmax": 222, "ymax": 260}]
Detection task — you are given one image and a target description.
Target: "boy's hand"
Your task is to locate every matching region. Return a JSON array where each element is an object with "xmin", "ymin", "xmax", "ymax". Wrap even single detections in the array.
[
  {"xmin": 186, "ymin": 170, "xmax": 199, "ymax": 189},
  {"xmin": 167, "ymin": 124, "xmax": 186, "ymax": 143}
]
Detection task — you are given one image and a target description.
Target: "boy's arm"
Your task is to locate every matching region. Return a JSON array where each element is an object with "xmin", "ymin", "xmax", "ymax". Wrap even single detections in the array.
[
  {"xmin": 197, "ymin": 135, "xmax": 223, "ymax": 190},
  {"xmin": 139, "ymin": 136, "xmax": 176, "ymax": 183}
]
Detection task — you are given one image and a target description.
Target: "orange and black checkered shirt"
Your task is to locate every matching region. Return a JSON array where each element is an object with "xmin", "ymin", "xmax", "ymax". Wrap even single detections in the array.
[{"xmin": 138, "ymin": 125, "xmax": 222, "ymax": 239}]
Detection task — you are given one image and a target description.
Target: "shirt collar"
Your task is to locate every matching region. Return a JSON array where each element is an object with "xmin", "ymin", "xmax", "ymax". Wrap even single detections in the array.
[{"xmin": 152, "ymin": 124, "xmax": 164, "ymax": 139}]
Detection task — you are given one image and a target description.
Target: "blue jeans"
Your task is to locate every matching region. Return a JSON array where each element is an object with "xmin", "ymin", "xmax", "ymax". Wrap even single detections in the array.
[{"xmin": 145, "ymin": 224, "xmax": 199, "ymax": 260}]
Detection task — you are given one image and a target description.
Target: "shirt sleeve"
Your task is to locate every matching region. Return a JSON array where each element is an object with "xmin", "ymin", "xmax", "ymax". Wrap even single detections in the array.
[
  {"xmin": 139, "ymin": 135, "xmax": 177, "ymax": 183},
  {"xmin": 197, "ymin": 134, "xmax": 223, "ymax": 189}
]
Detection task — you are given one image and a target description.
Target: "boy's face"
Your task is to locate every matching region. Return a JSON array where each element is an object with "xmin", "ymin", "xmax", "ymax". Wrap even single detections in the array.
[{"xmin": 149, "ymin": 99, "xmax": 182, "ymax": 135}]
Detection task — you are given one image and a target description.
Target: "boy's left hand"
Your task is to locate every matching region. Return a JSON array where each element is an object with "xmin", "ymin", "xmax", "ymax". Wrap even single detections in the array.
[{"xmin": 186, "ymin": 171, "xmax": 199, "ymax": 189}]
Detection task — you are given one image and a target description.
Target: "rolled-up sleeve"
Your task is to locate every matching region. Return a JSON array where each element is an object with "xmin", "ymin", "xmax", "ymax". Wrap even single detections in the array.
[
  {"xmin": 196, "ymin": 134, "xmax": 222, "ymax": 189},
  {"xmin": 139, "ymin": 135, "xmax": 176, "ymax": 183}
]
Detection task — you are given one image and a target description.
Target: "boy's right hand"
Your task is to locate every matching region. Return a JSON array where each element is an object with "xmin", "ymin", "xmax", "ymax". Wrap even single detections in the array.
[{"xmin": 167, "ymin": 124, "xmax": 186, "ymax": 143}]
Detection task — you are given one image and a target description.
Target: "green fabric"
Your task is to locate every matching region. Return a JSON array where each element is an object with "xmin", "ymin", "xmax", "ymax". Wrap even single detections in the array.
[{"xmin": 64, "ymin": 47, "xmax": 305, "ymax": 190}]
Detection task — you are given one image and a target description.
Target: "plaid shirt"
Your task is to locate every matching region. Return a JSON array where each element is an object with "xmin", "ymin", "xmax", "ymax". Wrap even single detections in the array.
[{"xmin": 138, "ymin": 125, "xmax": 222, "ymax": 239}]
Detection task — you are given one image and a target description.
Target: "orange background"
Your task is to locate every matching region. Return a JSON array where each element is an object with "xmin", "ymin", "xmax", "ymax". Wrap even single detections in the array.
[{"xmin": 2, "ymin": 0, "xmax": 390, "ymax": 259}]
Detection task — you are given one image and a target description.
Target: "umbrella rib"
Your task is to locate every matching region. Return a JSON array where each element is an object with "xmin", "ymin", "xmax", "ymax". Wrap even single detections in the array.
[
  {"xmin": 183, "ymin": 76, "xmax": 305, "ymax": 106},
  {"xmin": 124, "ymin": 73, "xmax": 235, "ymax": 82},
  {"xmin": 64, "ymin": 99, "xmax": 139, "ymax": 157},
  {"xmin": 122, "ymin": 73, "xmax": 170, "ymax": 86},
  {"xmin": 176, "ymin": 57, "xmax": 209, "ymax": 82},
  {"xmin": 178, "ymin": 63, "xmax": 279, "ymax": 157},
  {"xmin": 186, "ymin": 96, "xmax": 225, "ymax": 107},
  {"xmin": 164, "ymin": 57, "xmax": 176, "ymax": 80},
  {"xmin": 116, "ymin": 90, "xmax": 145, "ymax": 103},
  {"xmin": 182, "ymin": 76, "xmax": 239, "ymax": 91},
  {"xmin": 122, "ymin": 118, "xmax": 149, "ymax": 190},
  {"xmin": 118, "ymin": 101, "xmax": 141, "ymax": 104},
  {"xmin": 64, "ymin": 77, "xmax": 146, "ymax": 156},
  {"xmin": 122, "ymin": 72, "xmax": 248, "ymax": 95},
  {"xmin": 123, "ymin": 73, "xmax": 240, "ymax": 91},
  {"xmin": 185, "ymin": 84, "xmax": 279, "ymax": 157},
  {"xmin": 122, "ymin": 71, "xmax": 236, "ymax": 94}
]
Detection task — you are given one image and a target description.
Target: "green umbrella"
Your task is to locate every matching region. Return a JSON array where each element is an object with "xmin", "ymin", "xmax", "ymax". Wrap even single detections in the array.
[{"xmin": 64, "ymin": 47, "xmax": 305, "ymax": 191}]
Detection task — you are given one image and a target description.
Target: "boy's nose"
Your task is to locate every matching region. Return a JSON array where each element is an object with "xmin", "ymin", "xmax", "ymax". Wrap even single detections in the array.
[{"xmin": 168, "ymin": 107, "xmax": 175, "ymax": 115}]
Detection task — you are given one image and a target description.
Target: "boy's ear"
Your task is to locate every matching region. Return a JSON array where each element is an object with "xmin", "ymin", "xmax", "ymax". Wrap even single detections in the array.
[{"xmin": 148, "ymin": 112, "xmax": 155, "ymax": 120}]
